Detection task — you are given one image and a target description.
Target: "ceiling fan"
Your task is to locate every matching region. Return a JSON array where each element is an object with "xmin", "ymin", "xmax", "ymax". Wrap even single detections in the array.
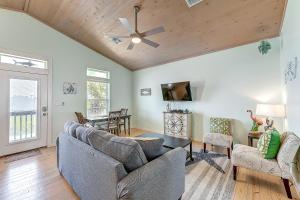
[{"xmin": 106, "ymin": 6, "xmax": 165, "ymax": 50}]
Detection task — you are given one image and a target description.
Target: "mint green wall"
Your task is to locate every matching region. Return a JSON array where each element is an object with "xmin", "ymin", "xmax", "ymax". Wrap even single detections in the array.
[
  {"xmin": 0, "ymin": 9, "xmax": 132, "ymax": 145},
  {"xmin": 280, "ymin": 0, "xmax": 300, "ymax": 136},
  {"xmin": 0, "ymin": 7, "xmax": 288, "ymax": 145},
  {"xmin": 133, "ymin": 38, "xmax": 282, "ymax": 144}
]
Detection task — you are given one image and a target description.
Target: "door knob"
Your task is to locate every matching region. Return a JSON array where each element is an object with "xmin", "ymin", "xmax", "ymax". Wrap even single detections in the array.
[{"xmin": 42, "ymin": 106, "xmax": 48, "ymax": 116}]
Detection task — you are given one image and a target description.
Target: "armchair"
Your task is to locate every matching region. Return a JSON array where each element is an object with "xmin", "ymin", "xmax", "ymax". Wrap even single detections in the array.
[
  {"xmin": 232, "ymin": 132, "xmax": 300, "ymax": 199},
  {"xmin": 203, "ymin": 117, "xmax": 233, "ymax": 159}
]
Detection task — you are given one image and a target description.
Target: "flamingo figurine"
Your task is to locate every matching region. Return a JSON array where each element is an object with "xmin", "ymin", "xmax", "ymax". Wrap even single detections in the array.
[{"xmin": 247, "ymin": 110, "xmax": 263, "ymax": 131}]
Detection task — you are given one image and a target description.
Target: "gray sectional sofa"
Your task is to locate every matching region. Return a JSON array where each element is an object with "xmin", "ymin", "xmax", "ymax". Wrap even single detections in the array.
[{"xmin": 57, "ymin": 121, "xmax": 186, "ymax": 200}]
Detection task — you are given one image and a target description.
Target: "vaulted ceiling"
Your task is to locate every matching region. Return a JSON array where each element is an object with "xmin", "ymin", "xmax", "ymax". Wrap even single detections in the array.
[{"xmin": 0, "ymin": 0, "xmax": 287, "ymax": 70}]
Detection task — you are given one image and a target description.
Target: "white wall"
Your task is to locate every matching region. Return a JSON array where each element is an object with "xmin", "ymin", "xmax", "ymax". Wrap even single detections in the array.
[
  {"xmin": 280, "ymin": 0, "xmax": 300, "ymax": 136},
  {"xmin": 0, "ymin": 9, "xmax": 132, "ymax": 145},
  {"xmin": 133, "ymin": 38, "xmax": 282, "ymax": 144}
]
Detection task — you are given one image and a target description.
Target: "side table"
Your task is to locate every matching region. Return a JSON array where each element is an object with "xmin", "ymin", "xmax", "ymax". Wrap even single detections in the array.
[{"xmin": 248, "ymin": 132, "xmax": 263, "ymax": 147}]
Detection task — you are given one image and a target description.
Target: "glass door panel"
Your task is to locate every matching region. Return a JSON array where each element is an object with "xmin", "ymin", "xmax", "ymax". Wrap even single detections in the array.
[{"xmin": 9, "ymin": 79, "xmax": 38, "ymax": 143}]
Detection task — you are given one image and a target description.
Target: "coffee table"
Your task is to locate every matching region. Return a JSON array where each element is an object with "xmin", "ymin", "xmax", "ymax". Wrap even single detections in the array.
[{"xmin": 137, "ymin": 133, "xmax": 194, "ymax": 161}]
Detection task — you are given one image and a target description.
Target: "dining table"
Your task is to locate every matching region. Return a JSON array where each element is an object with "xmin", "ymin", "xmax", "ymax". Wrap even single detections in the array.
[{"xmin": 87, "ymin": 114, "xmax": 132, "ymax": 135}]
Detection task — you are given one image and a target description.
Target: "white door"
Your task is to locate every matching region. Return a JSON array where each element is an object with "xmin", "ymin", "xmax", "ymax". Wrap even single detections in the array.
[{"xmin": 0, "ymin": 70, "xmax": 48, "ymax": 156}]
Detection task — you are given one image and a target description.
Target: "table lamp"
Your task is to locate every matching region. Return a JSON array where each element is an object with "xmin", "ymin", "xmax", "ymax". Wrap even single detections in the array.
[{"xmin": 256, "ymin": 104, "xmax": 286, "ymax": 131}]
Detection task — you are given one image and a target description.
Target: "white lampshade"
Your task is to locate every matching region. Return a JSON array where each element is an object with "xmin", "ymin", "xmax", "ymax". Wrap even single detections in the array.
[{"xmin": 256, "ymin": 104, "xmax": 286, "ymax": 118}]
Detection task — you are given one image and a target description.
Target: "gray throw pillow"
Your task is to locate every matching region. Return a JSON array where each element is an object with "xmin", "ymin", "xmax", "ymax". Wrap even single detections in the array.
[
  {"xmin": 88, "ymin": 132, "xmax": 148, "ymax": 172},
  {"xmin": 132, "ymin": 137, "xmax": 165, "ymax": 160},
  {"xmin": 75, "ymin": 126, "xmax": 101, "ymax": 144},
  {"xmin": 64, "ymin": 121, "xmax": 81, "ymax": 137}
]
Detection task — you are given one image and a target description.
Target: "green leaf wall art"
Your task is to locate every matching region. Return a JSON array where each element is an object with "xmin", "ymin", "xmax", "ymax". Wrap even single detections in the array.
[{"xmin": 258, "ymin": 40, "xmax": 271, "ymax": 55}]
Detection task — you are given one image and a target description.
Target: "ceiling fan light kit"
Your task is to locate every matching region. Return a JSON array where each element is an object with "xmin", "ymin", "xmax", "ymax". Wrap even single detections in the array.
[
  {"xmin": 132, "ymin": 37, "xmax": 141, "ymax": 44},
  {"xmin": 106, "ymin": 5, "xmax": 165, "ymax": 50}
]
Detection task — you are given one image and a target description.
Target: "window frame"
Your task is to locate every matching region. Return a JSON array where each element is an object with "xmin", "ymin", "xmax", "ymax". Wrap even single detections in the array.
[
  {"xmin": 86, "ymin": 68, "xmax": 110, "ymax": 118},
  {"xmin": 0, "ymin": 52, "xmax": 48, "ymax": 69},
  {"xmin": 0, "ymin": 50, "xmax": 49, "ymax": 76}
]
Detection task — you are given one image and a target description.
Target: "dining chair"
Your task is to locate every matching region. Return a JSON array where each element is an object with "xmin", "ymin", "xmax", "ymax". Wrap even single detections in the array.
[
  {"xmin": 75, "ymin": 112, "xmax": 92, "ymax": 127},
  {"xmin": 97, "ymin": 111, "xmax": 122, "ymax": 135},
  {"xmin": 119, "ymin": 108, "xmax": 128, "ymax": 135},
  {"xmin": 75, "ymin": 112, "xmax": 88, "ymax": 124}
]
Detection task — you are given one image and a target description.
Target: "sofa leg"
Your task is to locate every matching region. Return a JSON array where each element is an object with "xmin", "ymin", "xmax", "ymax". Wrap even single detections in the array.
[
  {"xmin": 227, "ymin": 147, "xmax": 231, "ymax": 159},
  {"xmin": 282, "ymin": 178, "xmax": 292, "ymax": 199},
  {"xmin": 233, "ymin": 165, "xmax": 237, "ymax": 180},
  {"xmin": 203, "ymin": 143, "xmax": 206, "ymax": 153},
  {"xmin": 178, "ymin": 196, "xmax": 182, "ymax": 200}
]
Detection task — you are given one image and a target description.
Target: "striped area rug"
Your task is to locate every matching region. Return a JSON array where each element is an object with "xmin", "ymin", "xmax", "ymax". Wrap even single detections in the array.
[{"xmin": 183, "ymin": 151, "xmax": 235, "ymax": 200}]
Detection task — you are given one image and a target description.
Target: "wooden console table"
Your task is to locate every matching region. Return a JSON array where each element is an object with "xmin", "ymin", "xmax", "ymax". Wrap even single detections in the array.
[{"xmin": 163, "ymin": 111, "xmax": 192, "ymax": 139}]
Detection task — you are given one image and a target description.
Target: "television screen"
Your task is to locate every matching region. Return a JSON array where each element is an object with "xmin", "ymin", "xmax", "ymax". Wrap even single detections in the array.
[{"xmin": 161, "ymin": 81, "xmax": 192, "ymax": 101}]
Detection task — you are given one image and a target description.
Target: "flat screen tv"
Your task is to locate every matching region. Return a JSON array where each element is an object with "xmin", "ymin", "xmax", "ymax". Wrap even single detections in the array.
[{"xmin": 161, "ymin": 81, "xmax": 192, "ymax": 101}]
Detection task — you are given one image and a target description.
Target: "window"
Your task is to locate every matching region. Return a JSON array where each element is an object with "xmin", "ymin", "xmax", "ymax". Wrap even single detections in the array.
[
  {"xmin": 87, "ymin": 68, "xmax": 109, "ymax": 79},
  {"xmin": 87, "ymin": 68, "xmax": 110, "ymax": 118},
  {"xmin": 0, "ymin": 53, "xmax": 47, "ymax": 69}
]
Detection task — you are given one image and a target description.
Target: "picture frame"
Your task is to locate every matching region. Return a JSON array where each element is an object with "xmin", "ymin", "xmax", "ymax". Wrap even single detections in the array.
[
  {"xmin": 63, "ymin": 82, "xmax": 78, "ymax": 95},
  {"xmin": 140, "ymin": 88, "xmax": 151, "ymax": 96},
  {"xmin": 285, "ymin": 57, "xmax": 298, "ymax": 84}
]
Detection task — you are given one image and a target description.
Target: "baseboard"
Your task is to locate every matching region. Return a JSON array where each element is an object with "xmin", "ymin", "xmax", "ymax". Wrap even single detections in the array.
[{"xmin": 192, "ymin": 139, "xmax": 202, "ymax": 144}]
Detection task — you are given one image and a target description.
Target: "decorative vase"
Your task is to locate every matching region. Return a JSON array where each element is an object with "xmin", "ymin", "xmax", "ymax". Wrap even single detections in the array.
[{"xmin": 251, "ymin": 121, "xmax": 259, "ymax": 131}]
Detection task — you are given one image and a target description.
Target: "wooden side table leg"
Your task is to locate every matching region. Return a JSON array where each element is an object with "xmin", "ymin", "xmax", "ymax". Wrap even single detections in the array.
[
  {"xmin": 233, "ymin": 165, "xmax": 237, "ymax": 180},
  {"xmin": 190, "ymin": 143, "xmax": 194, "ymax": 161},
  {"xmin": 128, "ymin": 117, "xmax": 131, "ymax": 136}
]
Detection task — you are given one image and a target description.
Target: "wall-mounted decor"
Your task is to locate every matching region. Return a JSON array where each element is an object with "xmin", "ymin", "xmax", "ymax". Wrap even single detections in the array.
[
  {"xmin": 140, "ymin": 88, "xmax": 151, "ymax": 96},
  {"xmin": 285, "ymin": 57, "xmax": 298, "ymax": 84},
  {"xmin": 63, "ymin": 82, "xmax": 78, "ymax": 94},
  {"xmin": 258, "ymin": 40, "xmax": 271, "ymax": 55}
]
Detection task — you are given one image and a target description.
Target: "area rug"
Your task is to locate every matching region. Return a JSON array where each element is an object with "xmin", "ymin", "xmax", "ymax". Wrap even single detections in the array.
[
  {"xmin": 183, "ymin": 150, "xmax": 235, "ymax": 200},
  {"xmin": 4, "ymin": 149, "xmax": 41, "ymax": 163}
]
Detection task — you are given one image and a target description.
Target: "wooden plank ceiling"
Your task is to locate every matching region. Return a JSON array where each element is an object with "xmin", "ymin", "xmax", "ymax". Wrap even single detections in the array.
[{"xmin": 0, "ymin": 0, "xmax": 287, "ymax": 70}]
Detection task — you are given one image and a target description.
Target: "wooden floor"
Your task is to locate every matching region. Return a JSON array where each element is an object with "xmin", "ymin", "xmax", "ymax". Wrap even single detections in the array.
[{"xmin": 0, "ymin": 128, "xmax": 299, "ymax": 200}]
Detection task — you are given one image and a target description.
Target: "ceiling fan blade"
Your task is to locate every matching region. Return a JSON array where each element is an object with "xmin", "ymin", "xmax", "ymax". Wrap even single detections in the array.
[
  {"xmin": 105, "ymin": 34, "xmax": 130, "ymax": 39},
  {"xmin": 141, "ymin": 38, "xmax": 160, "ymax": 48},
  {"xmin": 119, "ymin": 18, "xmax": 133, "ymax": 33},
  {"xmin": 127, "ymin": 42, "xmax": 134, "ymax": 50},
  {"xmin": 140, "ymin": 26, "xmax": 165, "ymax": 37}
]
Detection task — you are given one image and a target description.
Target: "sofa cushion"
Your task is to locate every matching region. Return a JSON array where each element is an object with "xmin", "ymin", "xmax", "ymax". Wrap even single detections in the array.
[
  {"xmin": 64, "ymin": 121, "xmax": 82, "ymax": 137},
  {"xmin": 88, "ymin": 132, "xmax": 148, "ymax": 172},
  {"xmin": 203, "ymin": 132, "xmax": 232, "ymax": 148},
  {"xmin": 257, "ymin": 129, "xmax": 281, "ymax": 159},
  {"xmin": 75, "ymin": 126, "xmax": 103, "ymax": 144},
  {"xmin": 130, "ymin": 137, "xmax": 165, "ymax": 160}
]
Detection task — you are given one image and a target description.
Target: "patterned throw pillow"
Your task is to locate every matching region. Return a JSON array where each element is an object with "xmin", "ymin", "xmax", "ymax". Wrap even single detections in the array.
[
  {"xmin": 257, "ymin": 129, "xmax": 281, "ymax": 159},
  {"xmin": 210, "ymin": 118, "xmax": 231, "ymax": 135}
]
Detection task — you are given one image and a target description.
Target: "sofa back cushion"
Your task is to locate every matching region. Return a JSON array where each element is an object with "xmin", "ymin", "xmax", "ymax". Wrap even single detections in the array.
[
  {"xmin": 64, "ymin": 121, "xmax": 82, "ymax": 137},
  {"xmin": 88, "ymin": 132, "xmax": 148, "ymax": 172},
  {"xmin": 75, "ymin": 126, "xmax": 105, "ymax": 144},
  {"xmin": 277, "ymin": 132, "xmax": 300, "ymax": 179}
]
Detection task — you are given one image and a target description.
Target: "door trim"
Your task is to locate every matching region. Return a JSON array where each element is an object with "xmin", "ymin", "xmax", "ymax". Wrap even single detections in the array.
[
  {"xmin": 47, "ymin": 57, "xmax": 53, "ymax": 146},
  {"xmin": 0, "ymin": 47, "xmax": 54, "ymax": 147}
]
